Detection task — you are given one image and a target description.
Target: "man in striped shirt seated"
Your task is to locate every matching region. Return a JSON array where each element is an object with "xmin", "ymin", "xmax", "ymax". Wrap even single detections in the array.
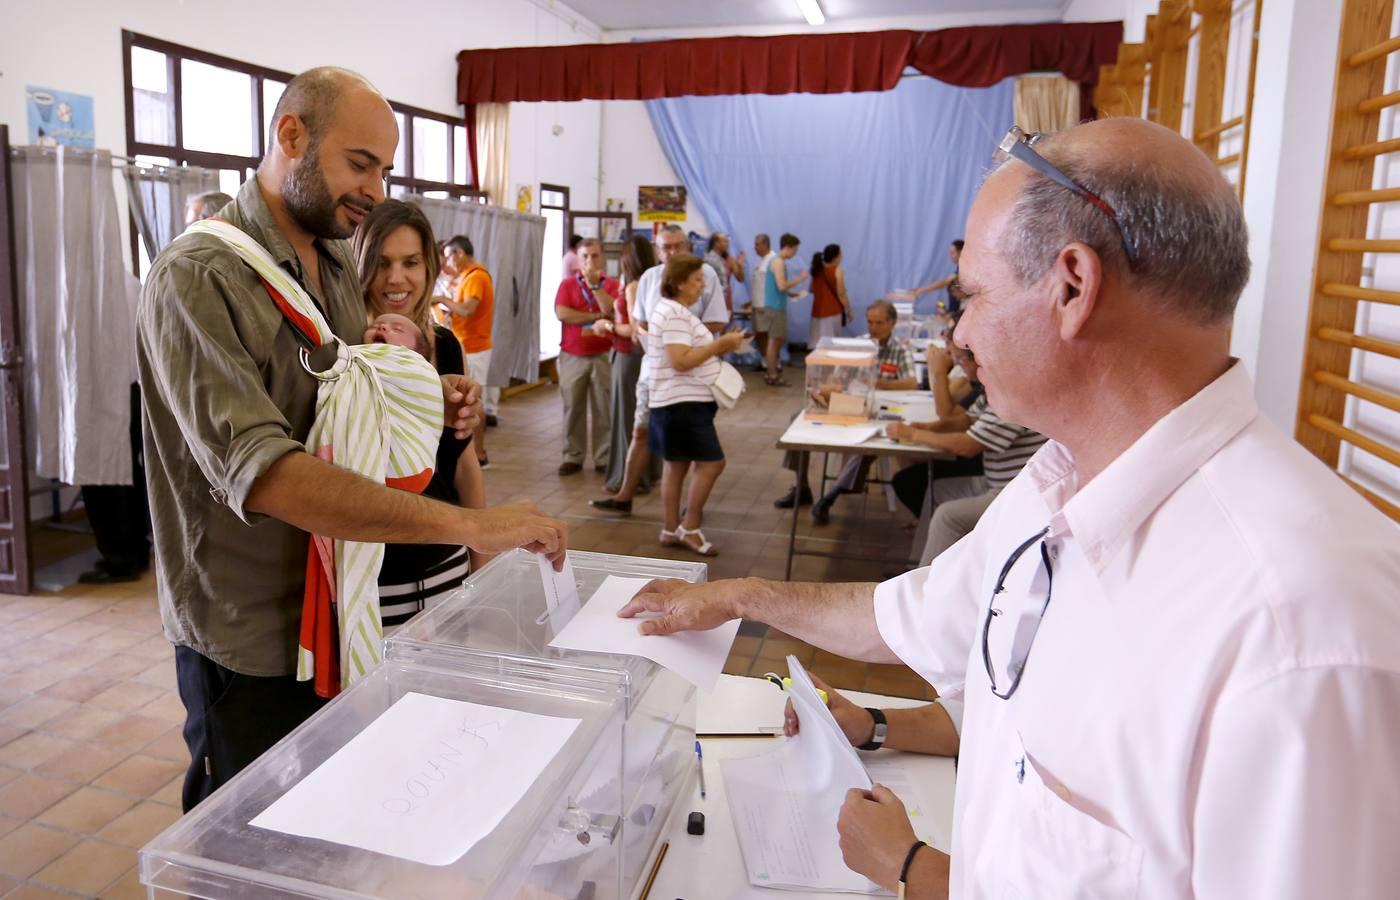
[{"xmin": 886, "ymin": 344, "xmax": 1046, "ymax": 565}]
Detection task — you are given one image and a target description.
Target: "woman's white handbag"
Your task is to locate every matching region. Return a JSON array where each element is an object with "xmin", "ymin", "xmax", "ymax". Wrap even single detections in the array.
[{"xmin": 710, "ymin": 360, "xmax": 746, "ymax": 409}]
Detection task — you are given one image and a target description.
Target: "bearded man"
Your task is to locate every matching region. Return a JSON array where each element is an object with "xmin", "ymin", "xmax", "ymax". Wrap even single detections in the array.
[{"xmin": 138, "ymin": 67, "xmax": 567, "ymax": 811}]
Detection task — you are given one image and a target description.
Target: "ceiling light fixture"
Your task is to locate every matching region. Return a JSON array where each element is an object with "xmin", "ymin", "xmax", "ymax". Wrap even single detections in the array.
[{"xmin": 794, "ymin": 0, "xmax": 825, "ymax": 26}]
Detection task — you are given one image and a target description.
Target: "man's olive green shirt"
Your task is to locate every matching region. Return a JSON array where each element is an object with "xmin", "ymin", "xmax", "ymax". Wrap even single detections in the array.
[{"xmin": 137, "ymin": 178, "xmax": 367, "ymax": 676}]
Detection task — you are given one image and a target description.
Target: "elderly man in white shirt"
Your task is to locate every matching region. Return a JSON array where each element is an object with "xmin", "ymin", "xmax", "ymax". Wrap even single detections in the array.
[{"xmin": 618, "ymin": 117, "xmax": 1400, "ymax": 899}]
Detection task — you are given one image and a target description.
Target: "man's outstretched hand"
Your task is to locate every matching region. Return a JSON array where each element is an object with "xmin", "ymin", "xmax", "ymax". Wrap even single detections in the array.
[{"xmin": 616, "ymin": 578, "xmax": 744, "ymax": 635}]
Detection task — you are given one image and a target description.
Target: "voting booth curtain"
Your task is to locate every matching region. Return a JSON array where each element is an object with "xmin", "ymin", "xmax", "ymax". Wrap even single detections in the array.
[
  {"xmin": 11, "ymin": 146, "xmax": 137, "ymax": 486},
  {"xmin": 408, "ymin": 196, "xmax": 546, "ymax": 385},
  {"xmin": 123, "ymin": 163, "xmax": 219, "ymax": 261},
  {"xmin": 645, "ymin": 76, "xmax": 1015, "ymax": 340}
]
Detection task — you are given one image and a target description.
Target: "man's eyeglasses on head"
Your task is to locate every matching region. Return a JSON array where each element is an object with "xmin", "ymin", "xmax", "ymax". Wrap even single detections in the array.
[
  {"xmin": 996, "ymin": 125, "xmax": 1139, "ymax": 266},
  {"xmin": 981, "ymin": 527, "xmax": 1055, "ymax": 700}
]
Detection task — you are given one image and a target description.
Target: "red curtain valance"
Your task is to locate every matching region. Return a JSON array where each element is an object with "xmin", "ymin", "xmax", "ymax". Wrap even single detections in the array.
[{"xmin": 457, "ymin": 21, "xmax": 1122, "ymax": 107}]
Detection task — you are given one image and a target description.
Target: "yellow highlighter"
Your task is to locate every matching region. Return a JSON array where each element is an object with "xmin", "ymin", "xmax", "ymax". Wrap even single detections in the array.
[{"xmin": 763, "ymin": 672, "xmax": 829, "ymax": 704}]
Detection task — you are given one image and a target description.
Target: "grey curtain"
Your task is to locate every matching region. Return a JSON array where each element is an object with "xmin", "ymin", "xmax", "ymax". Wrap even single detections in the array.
[
  {"xmin": 122, "ymin": 163, "xmax": 219, "ymax": 259},
  {"xmin": 12, "ymin": 146, "xmax": 136, "ymax": 485},
  {"xmin": 407, "ymin": 195, "xmax": 545, "ymax": 386}
]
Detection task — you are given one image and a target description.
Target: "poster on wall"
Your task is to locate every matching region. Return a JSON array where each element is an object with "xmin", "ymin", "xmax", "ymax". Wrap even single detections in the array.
[
  {"xmin": 26, "ymin": 86, "xmax": 95, "ymax": 148},
  {"xmin": 637, "ymin": 186, "xmax": 687, "ymax": 222}
]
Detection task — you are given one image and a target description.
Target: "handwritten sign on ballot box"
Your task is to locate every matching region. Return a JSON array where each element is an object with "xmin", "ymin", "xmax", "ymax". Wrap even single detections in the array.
[{"xmin": 251, "ymin": 692, "xmax": 581, "ymax": 866}]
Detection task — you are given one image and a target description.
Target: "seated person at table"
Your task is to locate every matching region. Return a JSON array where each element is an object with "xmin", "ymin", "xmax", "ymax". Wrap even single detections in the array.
[
  {"xmin": 784, "ymin": 672, "xmax": 963, "ymax": 758},
  {"xmin": 886, "ymin": 342, "xmax": 1045, "ymax": 566},
  {"xmin": 889, "ymin": 326, "xmax": 987, "ymax": 519},
  {"xmin": 801, "ymin": 301, "xmax": 919, "ymax": 524}
]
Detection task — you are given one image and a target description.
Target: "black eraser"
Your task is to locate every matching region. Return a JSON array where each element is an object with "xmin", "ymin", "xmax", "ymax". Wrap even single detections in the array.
[{"xmin": 687, "ymin": 811, "xmax": 705, "ymax": 835}]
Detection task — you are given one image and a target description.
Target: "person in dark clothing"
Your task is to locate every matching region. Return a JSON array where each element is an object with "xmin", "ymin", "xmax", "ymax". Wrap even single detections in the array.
[{"xmin": 78, "ymin": 384, "xmax": 151, "ymax": 583}]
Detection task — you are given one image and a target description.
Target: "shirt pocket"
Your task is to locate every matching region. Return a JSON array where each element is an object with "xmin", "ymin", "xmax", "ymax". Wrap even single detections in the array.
[{"xmin": 999, "ymin": 745, "xmax": 1144, "ymax": 900}]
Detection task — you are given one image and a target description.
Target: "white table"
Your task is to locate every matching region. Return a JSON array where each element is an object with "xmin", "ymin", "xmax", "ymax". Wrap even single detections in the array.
[
  {"xmin": 638, "ymin": 675, "xmax": 957, "ymax": 899},
  {"xmin": 776, "ymin": 416, "xmax": 948, "ymax": 579}
]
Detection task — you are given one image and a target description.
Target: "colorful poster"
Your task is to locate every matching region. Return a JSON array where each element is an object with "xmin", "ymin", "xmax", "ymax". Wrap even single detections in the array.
[
  {"xmin": 26, "ymin": 86, "xmax": 95, "ymax": 148},
  {"xmin": 637, "ymin": 185, "xmax": 687, "ymax": 222}
]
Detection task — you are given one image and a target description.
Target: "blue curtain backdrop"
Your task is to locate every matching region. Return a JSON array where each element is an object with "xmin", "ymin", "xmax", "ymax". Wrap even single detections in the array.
[{"xmin": 646, "ymin": 75, "xmax": 1015, "ymax": 342}]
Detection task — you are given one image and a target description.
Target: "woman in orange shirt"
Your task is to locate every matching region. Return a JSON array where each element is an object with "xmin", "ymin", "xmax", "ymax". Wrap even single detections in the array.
[{"xmin": 808, "ymin": 243, "xmax": 851, "ymax": 347}]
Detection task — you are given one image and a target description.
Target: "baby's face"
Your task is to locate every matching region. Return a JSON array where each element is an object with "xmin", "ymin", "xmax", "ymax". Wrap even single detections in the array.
[{"xmin": 364, "ymin": 314, "xmax": 425, "ymax": 355}]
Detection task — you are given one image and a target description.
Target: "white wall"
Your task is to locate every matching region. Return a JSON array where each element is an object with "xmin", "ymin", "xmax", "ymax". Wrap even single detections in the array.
[
  {"xmin": 1229, "ymin": 0, "xmax": 1343, "ymax": 431},
  {"xmin": 0, "ymin": 0, "xmax": 604, "ymax": 210}
]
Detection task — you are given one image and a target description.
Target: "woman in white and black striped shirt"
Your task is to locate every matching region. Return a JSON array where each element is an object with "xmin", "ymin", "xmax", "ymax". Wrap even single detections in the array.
[{"xmin": 647, "ymin": 254, "xmax": 746, "ymax": 556}]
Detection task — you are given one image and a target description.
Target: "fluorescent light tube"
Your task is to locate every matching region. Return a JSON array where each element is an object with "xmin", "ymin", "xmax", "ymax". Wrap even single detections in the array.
[{"xmin": 795, "ymin": 0, "xmax": 825, "ymax": 26}]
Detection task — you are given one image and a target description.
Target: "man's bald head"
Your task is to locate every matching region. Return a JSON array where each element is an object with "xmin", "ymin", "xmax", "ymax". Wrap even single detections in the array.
[
  {"xmin": 995, "ymin": 118, "xmax": 1249, "ymax": 325},
  {"xmin": 267, "ymin": 67, "xmax": 382, "ymax": 154},
  {"xmin": 259, "ymin": 66, "xmax": 396, "ymax": 241}
]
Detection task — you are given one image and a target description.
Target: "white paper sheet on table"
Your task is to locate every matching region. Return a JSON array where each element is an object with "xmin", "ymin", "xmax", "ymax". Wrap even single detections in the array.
[
  {"xmin": 250, "ymin": 692, "xmax": 581, "ymax": 866},
  {"xmin": 721, "ymin": 656, "xmax": 886, "ymax": 894},
  {"xmin": 783, "ymin": 419, "xmax": 884, "ymax": 447},
  {"xmin": 546, "ymin": 575, "xmax": 739, "ymax": 691},
  {"xmin": 830, "ymin": 337, "xmax": 875, "ymax": 348}
]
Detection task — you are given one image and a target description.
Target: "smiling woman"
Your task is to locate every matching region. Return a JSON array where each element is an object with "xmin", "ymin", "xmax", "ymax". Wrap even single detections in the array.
[{"xmin": 352, "ymin": 198, "xmax": 492, "ymax": 630}]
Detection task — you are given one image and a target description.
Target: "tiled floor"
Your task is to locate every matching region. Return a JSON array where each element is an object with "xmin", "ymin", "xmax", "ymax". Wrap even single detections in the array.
[{"xmin": 0, "ymin": 366, "xmax": 931, "ymax": 897}]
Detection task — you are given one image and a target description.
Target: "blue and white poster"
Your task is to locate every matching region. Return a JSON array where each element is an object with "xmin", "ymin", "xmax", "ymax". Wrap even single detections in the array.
[{"xmin": 26, "ymin": 86, "xmax": 95, "ymax": 148}]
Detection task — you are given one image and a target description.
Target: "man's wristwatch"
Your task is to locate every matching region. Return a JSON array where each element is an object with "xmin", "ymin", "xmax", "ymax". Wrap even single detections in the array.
[{"xmin": 857, "ymin": 708, "xmax": 887, "ymax": 751}]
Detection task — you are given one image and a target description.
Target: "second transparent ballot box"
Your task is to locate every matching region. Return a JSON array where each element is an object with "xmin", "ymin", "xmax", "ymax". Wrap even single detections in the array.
[
  {"xmin": 386, "ymin": 549, "xmax": 710, "ymax": 896},
  {"xmin": 804, "ymin": 337, "xmax": 880, "ymax": 424}
]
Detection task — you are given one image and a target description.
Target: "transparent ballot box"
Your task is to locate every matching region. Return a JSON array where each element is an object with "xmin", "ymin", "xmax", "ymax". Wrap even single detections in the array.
[
  {"xmin": 140, "ymin": 663, "xmax": 630, "ymax": 899},
  {"xmin": 804, "ymin": 337, "xmax": 879, "ymax": 424},
  {"xmin": 140, "ymin": 549, "xmax": 707, "ymax": 900}
]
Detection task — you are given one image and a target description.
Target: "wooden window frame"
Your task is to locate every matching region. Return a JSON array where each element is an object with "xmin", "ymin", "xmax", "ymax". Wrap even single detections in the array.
[{"xmin": 120, "ymin": 30, "xmax": 485, "ymax": 270}]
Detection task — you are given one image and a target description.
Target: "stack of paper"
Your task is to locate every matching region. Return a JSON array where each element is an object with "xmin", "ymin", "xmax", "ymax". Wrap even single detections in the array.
[{"xmin": 720, "ymin": 656, "xmax": 885, "ymax": 894}]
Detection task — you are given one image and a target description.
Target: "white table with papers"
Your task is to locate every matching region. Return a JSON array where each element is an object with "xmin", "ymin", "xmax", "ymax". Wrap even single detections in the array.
[
  {"xmin": 640, "ymin": 674, "xmax": 957, "ymax": 900},
  {"xmin": 776, "ymin": 413, "xmax": 949, "ymax": 580}
]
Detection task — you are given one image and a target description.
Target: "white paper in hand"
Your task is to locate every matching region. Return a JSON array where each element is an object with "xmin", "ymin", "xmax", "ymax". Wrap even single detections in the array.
[
  {"xmin": 537, "ymin": 552, "xmax": 580, "ymax": 623},
  {"xmin": 720, "ymin": 655, "xmax": 880, "ymax": 894},
  {"xmin": 547, "ymin": 575, "xmax": 738, "ymax": 691}
]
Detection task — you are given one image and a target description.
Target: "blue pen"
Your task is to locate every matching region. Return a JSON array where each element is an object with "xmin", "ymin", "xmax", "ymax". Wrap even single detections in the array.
[{"xmin": 694, "ymin": 740, "xmax": 707, "ymax": 799}]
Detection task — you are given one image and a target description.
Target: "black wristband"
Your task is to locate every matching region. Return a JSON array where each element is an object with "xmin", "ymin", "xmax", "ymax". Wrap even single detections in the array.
[
  {"xmin": 857, "ymin": 707, "xmax": 887, "ymax": 751},
  {"xmin": 898, "ymin": 840, "xmax": 928, "ymax": 899}
]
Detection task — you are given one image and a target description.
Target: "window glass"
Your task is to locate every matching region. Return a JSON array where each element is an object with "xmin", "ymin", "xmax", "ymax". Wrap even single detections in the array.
[
  {"xmin": 131, "ymin": 47, "xmax": 174, "ymax": 145},
  {"xmin": 454, "ymin": 125, "xmax": 469, "ymax": 185},
  {"xmin": 413, "ymin": 117, "xmax": 450, "ymax": 183},
  {"xmin": 262, "ymin": 79, "xmax": 286, "ymax": 150},
  {"xmin": 181, "ymin": 60, "xmax": 254, "ymax": 156}
]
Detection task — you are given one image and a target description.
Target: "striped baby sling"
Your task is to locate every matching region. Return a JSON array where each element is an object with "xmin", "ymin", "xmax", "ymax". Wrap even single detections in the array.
[{"xmin": 183, "ymin": 219, "xmax": 444, "ymax": 698}]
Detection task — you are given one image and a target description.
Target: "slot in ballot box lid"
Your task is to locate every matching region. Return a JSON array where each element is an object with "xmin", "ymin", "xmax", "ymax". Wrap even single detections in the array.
[
  {"xmin": 140, "ymin": 661, "xmax": 632, "ymax": 900},
  {"xmin": 386, "ymin": 549, "xmax": 707, "ymax": 712}
]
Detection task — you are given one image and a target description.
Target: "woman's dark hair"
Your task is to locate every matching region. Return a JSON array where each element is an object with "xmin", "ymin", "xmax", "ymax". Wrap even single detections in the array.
[
  {"xmin": 952, "ymin": 239, "xmax": 965, "ymax": 251},
  {"xmin": 569, "ymin": 234, "xmax": 584, "ymax": 251},
  {"xmin": 810, "ymin": 243, "xmax": 841, "ymax": 278},
  {"xmin": 352, "ymin": 199, "xmax": 439, "ymax": 363},
  {"xmin": 622, "ymin": 234, "xmax": 658, "ymax": 284},
  {"xmin": 660, "ymin": 253, "xmax": 705, "ymax": 300}
]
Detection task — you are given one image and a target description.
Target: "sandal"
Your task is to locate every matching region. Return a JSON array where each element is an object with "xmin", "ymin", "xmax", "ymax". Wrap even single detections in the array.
[
  {"xmin": 660, "ymin": 528, "xmax": 684, "ymax": 547},
  {"xmin": 763, "ymin": 374, "xmax": 790, "ymax": 387},
  {"xmin": 677, "ymin": 526, "xmax": 719, "ymax": 557},
  {"xmin": 590, "ymin": 497, "xmax": 633, "ymax": 515}
]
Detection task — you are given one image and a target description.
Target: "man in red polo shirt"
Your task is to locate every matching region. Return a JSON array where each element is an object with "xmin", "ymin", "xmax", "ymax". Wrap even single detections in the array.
[{"xmin": 554, "ymin": 238, "xmax": 617, "ymax": 475}]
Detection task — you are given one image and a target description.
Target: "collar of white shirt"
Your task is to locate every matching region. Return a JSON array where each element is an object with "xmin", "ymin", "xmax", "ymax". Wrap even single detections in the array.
[{"xmin": 1027, "ymin": 360, "xmax": 1256, "ymax": 575}]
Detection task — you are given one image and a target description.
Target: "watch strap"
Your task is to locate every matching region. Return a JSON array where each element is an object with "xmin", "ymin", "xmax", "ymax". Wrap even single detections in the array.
[{"xmin": 857, "ymin": 707, "xmax": 887, "ymax": 751}]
